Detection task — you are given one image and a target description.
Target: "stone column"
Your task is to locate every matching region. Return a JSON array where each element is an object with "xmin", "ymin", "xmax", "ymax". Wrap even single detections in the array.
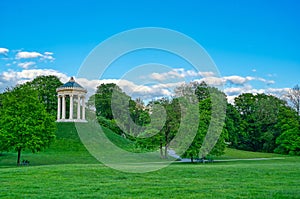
[
  {"xmin": 57, "ymin": 95, "xmax": 61, "ymax": 120},
  {"xmin": 82, "ymin": 96, "xmax": 86, "ymax": 120},
  {"xmin": 62, "ymin": 94, "xmax": 66, "ymax": 120},
  {"xmin": 77, "ymin": 95, "xmax": 81, "ymax": 120},
  {"xmin": 69, "ymin": 94, "xmax": 73, "ymax": 120}
]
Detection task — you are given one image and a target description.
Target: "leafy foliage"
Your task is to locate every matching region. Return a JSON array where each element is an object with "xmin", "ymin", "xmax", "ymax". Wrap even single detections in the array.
[
  {"xmin": 26, "ymin": 75, "xmax": 63, "ymax": 117},
  {"xmin": 0, "ymin": 84, "xmax": 56, "ymax": 165},
  {"xmin": 234, "ymin": 93, "xmax": 300, "ymax": 154}
]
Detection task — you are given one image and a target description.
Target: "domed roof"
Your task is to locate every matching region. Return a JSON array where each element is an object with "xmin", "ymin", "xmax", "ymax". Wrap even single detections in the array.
[
  {"xmin": 56, "ymin": 77, "xmax": 87, "ymax": 93},
  {"xmin": 60, "ymin": 77, "xmax": 84, "ymax": 89}
]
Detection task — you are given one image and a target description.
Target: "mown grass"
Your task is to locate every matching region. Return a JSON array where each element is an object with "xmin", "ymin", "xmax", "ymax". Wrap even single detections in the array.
[
  {"xmin": 0, "ymin": 123, "xmax": 299, "ymax": 198},
  {"xmin": 218, "ymin": 148, "xmax": 285, "ymax": 159},
  {"xmin": 1, "ymin": 158, "xmax": 299, "ymax": 198}
]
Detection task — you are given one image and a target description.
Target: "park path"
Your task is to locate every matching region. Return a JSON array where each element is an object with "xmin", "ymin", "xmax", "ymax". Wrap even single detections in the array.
[{"xmin": 167, "ymin": 149, "xmax": 285, "ymax": 163}]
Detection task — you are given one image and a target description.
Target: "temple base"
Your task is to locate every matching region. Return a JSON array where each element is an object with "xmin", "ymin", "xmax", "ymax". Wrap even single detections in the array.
[{"xmin": 56, "ymin": 119, "xmax": 87, "ymax": 123}]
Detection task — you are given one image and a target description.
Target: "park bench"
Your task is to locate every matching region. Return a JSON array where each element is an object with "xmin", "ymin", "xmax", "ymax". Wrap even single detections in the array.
[{"xmin": 21, "ymin": 160, "xmax": 30, "ymax": 166}]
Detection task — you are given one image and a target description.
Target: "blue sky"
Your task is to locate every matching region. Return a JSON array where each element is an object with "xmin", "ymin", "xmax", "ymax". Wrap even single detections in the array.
[{"xmin": 0, "ymin": 0, "xmax": 299, "ymax": 101}]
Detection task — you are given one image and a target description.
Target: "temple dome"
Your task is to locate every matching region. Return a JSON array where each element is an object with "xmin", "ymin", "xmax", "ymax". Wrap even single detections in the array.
[
  {"xmin": 56, "ymin": 77, "xmax": 87, "ymax": 93},
  {"xmin": 56, "ymin": 77, "xmax": 87, "ymax": 123}
]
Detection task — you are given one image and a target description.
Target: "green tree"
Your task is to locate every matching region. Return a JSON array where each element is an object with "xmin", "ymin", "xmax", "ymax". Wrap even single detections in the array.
[
  {"xmin": 234, "ymin": 93, "xmax": 295, "ymax": 153},
  {"xmin": 158, "ymin": 98, "xmax": 181, "ymax": 158},
  {"xmin": 0, "ymin": 84, "xmax": 56, "ymax": 165},
  {"xmin": 274, "ymin": 105, "xmax": 300, "ymax": 155},
  {"xmin": 182, "ymin": 97, "xmax": 227, "ymax": 162},
  {"xmin": 225, "ymin": 103, "xmax": 242, "ymax": 148},
  {"xmin": 27, "ymin": 75, "xmax": 63, "ymax": 117},
  {"xmin": 174, "ymin": 82, "xmax": 227, "ymax": 162},
  {"xmin": 95, "ymin": 83, "xmax": 122, "ymax": 120}
]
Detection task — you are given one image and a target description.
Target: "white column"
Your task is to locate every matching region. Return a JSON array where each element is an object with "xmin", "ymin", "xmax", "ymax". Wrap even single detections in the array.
[
  {"xmin": 77, "ymin": 95, "xmax": 81, "ymax": 120},
  {"xmin": 82, "ymin": 96, "xmax": 86, "ymax": 120},
  {"xmin": 69, "ymin": 94, "xmax": 73, "ymax": 120},
  {"xmin": 62, "ymin": 94, "xmax": 66, "ymax": 120},
  {"xmin": 57, "ymin": 95, "xmax": 61, "ymax": 120}
]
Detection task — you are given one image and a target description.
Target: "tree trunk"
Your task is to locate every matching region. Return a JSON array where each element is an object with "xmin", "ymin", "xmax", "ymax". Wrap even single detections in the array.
[
  {"xmin": 17, "ymin": 149, "xmax": 21, "ymax": 166},
  {"xmin": 160, "ymin": 142, "xmax": 163, "ymax": 159},
  {"xmin": 164, "ymin": 144, "xmax": 168, "ymax": 159},
  {"xmin": 191, "ymin": 156, "xmax": 194, "ymax": 163}
]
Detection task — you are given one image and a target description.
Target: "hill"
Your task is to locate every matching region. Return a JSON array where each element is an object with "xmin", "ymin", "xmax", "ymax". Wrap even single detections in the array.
[{"xmin": 0, "ymin": 122, "xmax": 135, "ymax": 167}]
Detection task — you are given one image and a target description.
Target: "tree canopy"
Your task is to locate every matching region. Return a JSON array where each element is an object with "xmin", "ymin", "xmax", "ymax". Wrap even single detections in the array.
[
  {"xmin": 0, "ymin": 84, "xmax": 56, "ymax": 165},
  {"xmin": 26, "ymin": 75, "xmax": 63, "ymax": 117}
]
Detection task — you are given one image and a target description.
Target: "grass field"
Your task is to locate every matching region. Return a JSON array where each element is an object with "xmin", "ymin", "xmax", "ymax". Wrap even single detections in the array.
[{"xmin": 0, "ymin": 123, "xmax": 299, "ymax": 198}]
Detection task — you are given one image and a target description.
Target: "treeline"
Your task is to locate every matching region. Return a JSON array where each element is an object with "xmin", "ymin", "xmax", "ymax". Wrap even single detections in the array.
[
  {"xmin": 1, "ymin": 75, "xmax": 298, "ymax": 164},
  {"xmin": 92, "ymin": 82, "xmax": 300, "ymax": 160}
]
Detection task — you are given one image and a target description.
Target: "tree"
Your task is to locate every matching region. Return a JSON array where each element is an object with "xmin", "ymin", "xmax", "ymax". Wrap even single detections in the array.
[
  {"xmin": 181, "ymin": 98, "xmax": 227, "ymax": 162},
  {"xmin": 158, "ymin": 98, "xmax": 181, "ymax": 158},
  {"xmin": 95, "ymin": 83, "xmax": 122, "ymax": 120},
  {"xmin": 234, "ymin": 93, "xmax": 297, "ymax": 153},
  {"xmin": 27, "ymin": 75, "xmax": 63, "ymax": 117},
  {"xmin": 274, "ymin": 105, "xmax": 300, "ymax": 155},
  {"xmin": 225, "ymin": 103, "xmax": 242, "ymax": 148},
  {"xmin": 0, "ymin": 84, "xmax": 56, "ymax": 165},
  {"xmin": 174, "ymin": 82, "xmax": 227, "ymax": 161},
  {"xmin": 285, "ymin": 84, "xmax": 300, "ymax": 116}
]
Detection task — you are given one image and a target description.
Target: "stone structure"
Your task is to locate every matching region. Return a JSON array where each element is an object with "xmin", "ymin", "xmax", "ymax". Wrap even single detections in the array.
[{"xmin": 56, "ymin": 77, "xmax": 87, "ymax": 122}]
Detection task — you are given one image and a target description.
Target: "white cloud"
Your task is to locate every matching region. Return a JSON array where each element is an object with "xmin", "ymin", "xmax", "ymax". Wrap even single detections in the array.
[
  {"xmin": 16, "ymin": 51, "xmax": 43, "ymax": 59},
  {"xmin": 44, "ymin": 52, "xmax": 53, "ymax": 55},
  {"xmin": 149, "ymin": 68, "xmax": 215, "ymax": 81},
  {"xmin": 0, "ymin": 69, "xmax": 68, "ymax": 90},
  {"xmin": 76, "ymin": 78, "xmax": 179, "ymax": 100},
  {"xmin": 199, "ymin": 71, "xmax": 215, "ymax": 77},
  {"xmin": 198, "ymin": 77, "xmax": 226, "ymax": 86},
  {"xmin": 42, "ymin": 52, "xmax": 55, "ymax": 62},
  {"xmin": 15, "ymin": 51, "xmax": 55, "ymax": 62},
  {"xmin": 0, "ymin": 48, "xmax": 9, "ymax": 55},
  {"xmin": 18, "ymin": 61, "xmax": 36, "ymax": 69},
  {"xmin": 224, "ymin": 76, "xmax": 249, "ymax": 85},
  {"xmin": 0, "ymin": 66, "xmax": 284, "ymax": 105}
]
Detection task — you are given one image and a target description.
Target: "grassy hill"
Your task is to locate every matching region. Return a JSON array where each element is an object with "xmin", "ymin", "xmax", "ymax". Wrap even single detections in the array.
[
  {"xmin": 0, "ymin": 122, "xmax": 295, "ymax": 167},
  {"xmin": 0, "ymin": 122, "xmax": 136, "ymax": 167},
  {"xmin": 1, "ymin": 122, "xmax": 299, "ymax": 198}
]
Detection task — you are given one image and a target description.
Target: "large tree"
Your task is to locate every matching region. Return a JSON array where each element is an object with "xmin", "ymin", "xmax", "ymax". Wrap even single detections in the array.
[
  {"xmin": 224, "ymin": 103, "xmax": 242, "ymax": 148},
  {"xmin": 274, "ymin": 105, "xmax": 300, "ymax": 155},
  {"xmin": 234, "ymin": 93, "xmax": 298, "ymax": 153},
  {"xmin": 176, "ymin": 82, "xmax": 227, "ymax": 161},
  {"xmin": 181, "ymin": 97, "xmax": 227, "ymax": 162},
  {"xmin": 0, "ymin": 84, "xmax": 56, "ymax": 165},
  {"xmin": 27, "ymin": 75, "xmax": 63, "ymax": 117},
  {"xmin": 95, "ymin": 83, "xmax": 122, "ymax": 120}
]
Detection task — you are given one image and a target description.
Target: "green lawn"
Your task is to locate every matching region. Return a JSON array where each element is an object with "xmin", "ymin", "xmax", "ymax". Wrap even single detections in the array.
[
  {"xmin": 0, "ymin": 123, "xmax": 299, "ymax": 198},
  {"xmin": 1, "ymin": 159, "xmax": 299, "ymax": 198}
]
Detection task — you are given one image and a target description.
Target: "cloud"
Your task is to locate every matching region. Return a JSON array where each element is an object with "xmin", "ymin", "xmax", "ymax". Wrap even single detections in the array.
[
  {"xmin": 256, "ymin": 77, "xmax": 275, "ymax": 85},
  {"xmin": 16, "ymin": 51, "xmax": 43, "ymax": 59},
  {"xmin": 0, "ymin": 48, "xmax": 9, "ymax": 55},
  {"xmin": 76, "ymin": 78, "xmax": 180, "ymax": 100},
  {"xmin": 17, "ymin": 61, "xmax": 36, "ymax": 69},
  {"xmin": 149, "ymin": 68, "xmax": 215, "ymax": 81},
  {"xmin": 44, "ymin": 52, "xmax": 53, "ymax": 55},
  {"xmin": 198, "ymin": 77, "xmax": 226, "ymax": 86},
  {"xmin": 0, "ymin": 66, "xmax": 282, "ymax": 105},
  {"xmin": 15, "ymin": 51, "xmax": 55, "ymax": 61},
  {"xmin": 224, "ymin": 76, "xmax": 252, "ymax": 85},
  {"xmin": 223, "ymin": 85, "xmax": 289, "ymax": 104},
  {"xmin": 0, "ymin": 69, "xmax": 68, "ymax": 91},
  {"xmin": 42, "ymin": 52, "xmax": 55, "ymax": 62}
]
